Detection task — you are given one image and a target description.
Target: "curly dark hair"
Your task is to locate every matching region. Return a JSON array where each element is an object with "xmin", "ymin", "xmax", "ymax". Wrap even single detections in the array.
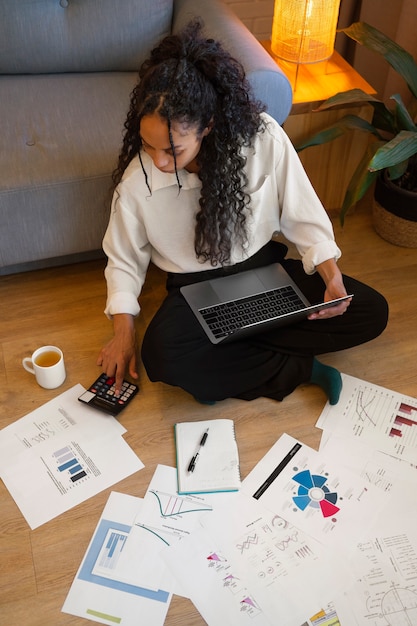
[{"xmin": 112, "ymin": 19, "xmax": 266, "ymax": 266}]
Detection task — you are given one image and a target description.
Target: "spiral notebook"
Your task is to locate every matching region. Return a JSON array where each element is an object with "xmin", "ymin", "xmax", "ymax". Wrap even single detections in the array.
[{"xmin": 174, "ymin": 419, "xmax": 241, "ymax": 495}]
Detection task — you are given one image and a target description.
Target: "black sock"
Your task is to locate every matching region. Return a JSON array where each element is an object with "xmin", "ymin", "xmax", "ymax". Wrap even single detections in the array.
[{"xmin": 310, "ymin": 358, "xmax": 342, "ymax": 405}]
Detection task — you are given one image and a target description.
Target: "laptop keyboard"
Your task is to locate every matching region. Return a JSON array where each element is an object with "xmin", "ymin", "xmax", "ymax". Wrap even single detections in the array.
[{"xmin": 199, "ymin": 285, "xmax": 306, "ymax": 339}]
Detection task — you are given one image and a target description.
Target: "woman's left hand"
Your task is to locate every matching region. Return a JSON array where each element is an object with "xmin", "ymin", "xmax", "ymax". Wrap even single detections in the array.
[{"xmin": 307, "ymin": 259, "xmax": 352, "ymax": 320}]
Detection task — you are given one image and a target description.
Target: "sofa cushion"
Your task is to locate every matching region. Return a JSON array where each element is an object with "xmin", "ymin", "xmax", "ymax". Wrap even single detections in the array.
[
  {"xmin": 2, "ymin": 73, "xmax": 137, "ymax": 188},
  {"xmin": 0, "ymin": 72, "xmax": 138, "ymax": 268},
  {"xmin": 0, "ymin": 0, "xmax": 172, "ymax": 73}
]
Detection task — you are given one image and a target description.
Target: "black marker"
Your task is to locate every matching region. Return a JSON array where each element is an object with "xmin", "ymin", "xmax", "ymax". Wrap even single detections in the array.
[
  {"xmin": 253, "ymin": 442, "xmax": 302, "ymax": 499},
  {"xmin": 187, "ymin": 428, "xmax": 209, "ymax": 473}
]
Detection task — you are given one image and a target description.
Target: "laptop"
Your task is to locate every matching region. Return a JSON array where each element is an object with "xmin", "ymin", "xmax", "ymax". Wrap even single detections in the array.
[{"xmin": 180, "ymin": 263, "xmax": 352, "ymax": 345}]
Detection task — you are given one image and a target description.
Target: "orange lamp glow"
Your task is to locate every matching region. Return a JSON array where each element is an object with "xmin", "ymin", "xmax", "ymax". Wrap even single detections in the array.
[{"xmin": 271, "ymin": 0, "xmax": 341, "ymax": 64}]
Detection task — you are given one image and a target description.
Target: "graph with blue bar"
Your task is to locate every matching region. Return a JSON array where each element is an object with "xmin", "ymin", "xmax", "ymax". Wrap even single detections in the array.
[
  {"xmin": 97, "ymin": 530, "xmax": 127, "ymax": 570},
  {"xmin": 53, "ymin": 446, "xmax": 87, "ymax": 483}
]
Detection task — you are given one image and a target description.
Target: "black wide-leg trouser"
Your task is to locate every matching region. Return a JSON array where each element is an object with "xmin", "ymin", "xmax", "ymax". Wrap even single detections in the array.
[{"xmin": 141, "ymin": 242, "xmax": 389, "ymax": 402}]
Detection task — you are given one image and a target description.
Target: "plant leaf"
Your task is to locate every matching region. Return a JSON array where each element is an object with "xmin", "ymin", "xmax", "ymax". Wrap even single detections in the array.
[
  {"xmin": 295, "ymin": 114, "xmax": 380, "ymax": 152},
  {"xmin": 369, "ymin": 131, "xmax": 417, "ymax": 171},
  {"xmin": 342, "ymin": 22, "xmax": 417, "ymax": 99},
  {"xmin": 314, "ymin": 88, "xmax": 379, "ymax": 110},
  {"xmin": 390, "ymin": 94, "xmax": 417, "ymax": 131},
  {"xmin": 370, "ymin": 102, "xmax": 398, "ymax": 134},
  {"xmin": 315, "ymin": 89, "xmax": 396, "ymax": 134},
  {"xmin": 339, "ymin": 141, "xmax": 384, "ymax": 225},
  {"xmin": 387, "ymin": 161, "xmax": 409, "ymax": 180}
]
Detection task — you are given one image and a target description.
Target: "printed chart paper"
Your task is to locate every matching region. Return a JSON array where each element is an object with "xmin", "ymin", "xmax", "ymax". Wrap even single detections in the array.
[
  {"xmin": 116, "ymin": 464, "xmax": 225, "ymax": 594},
  {"xmin": 199, "ymin": 492, "xmax": 351, "ymax": 625},
  {"xmin": 0, "ymin": 384, "xmax": 126, "ymax": 474},
  {"xmin": 242, "ymin": 433, "xmax": 385, "ymax": 546},
  {"xmin": 333, "ymin": 516, "xmax": 417, "ymax": 626},
  {"xmin": 164, "ymin": 492, "xmax": 348, "ymax": 625},
  {"xmin": 316, "ymin": 374, "xmax": 417, "ymax": 463},
  {"xmin": 319, "ymin": 434, "xmax": 417, "ymax": 498},
  {"xmin": 62, "ymin": 491, "xmax": 172, "ymax": 626},
  {"xmin": 163, "ymin": 524, "xmax": 275, "ymax": 626},
  {"xmin": 0, "ymin": 385, "xmax": 144, "ymax": 528},
  {"xmin": 131, "ymin": 467, "xmax": 272, "ymax": 623}
]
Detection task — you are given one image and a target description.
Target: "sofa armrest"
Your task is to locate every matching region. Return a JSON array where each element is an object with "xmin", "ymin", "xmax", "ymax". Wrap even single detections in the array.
[{"xmin": 172, "ymin": 0, "xmax": 292, "ymax": 124}]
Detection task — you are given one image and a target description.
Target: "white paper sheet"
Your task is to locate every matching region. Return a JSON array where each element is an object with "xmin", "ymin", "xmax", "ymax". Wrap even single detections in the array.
[
  {"xmin": 164, "ymin": 524, "xmax": 275, "ymax": 625},
  {"xmin": 62, "ymin": 491, "xmax": 172, "ymax": 626},
  {"xmin": 117, "ymin": 464, "xmax": 237, "ymax": 594},
  {"xmin": 319, "ymin": 434, "xmax": 417, "ymax": 496},
  {"xmin": 316, "ymin": 374, "xmax": 417, "ymax": 463},
  {"xmin": 199, "ymin": 492, "xmax": 352, "ymax": 625},
  {"xmin": 0, "ymin": 385, "xmax": 144, "ymax": 528},
  {"xmin": 0, "ymin": 384, "xmax": 126, "ymax": 474},
  {"xmin": 241, "ymin": 433, "xmax": 385, "ymax": 546},
  {"xmin": 163, "ymin": 492, "xmax": 350, "ymax": 626},
  {"xmin": 332, "ymin": 512, "xmax": 417, "ymax": 626},
  {"xmin": 314, "ymin": 433, "xmax": 417, "ymax": 624}
]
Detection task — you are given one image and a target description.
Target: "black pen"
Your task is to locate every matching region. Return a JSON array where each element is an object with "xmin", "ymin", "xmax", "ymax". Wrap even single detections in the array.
[{"xmin": 187, "ymin": 428, "xmax": 209, "ymax": 473}]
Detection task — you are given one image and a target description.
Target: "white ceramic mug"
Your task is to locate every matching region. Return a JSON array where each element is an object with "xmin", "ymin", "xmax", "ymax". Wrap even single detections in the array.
[{"xmin": 22, "ymin": 345, "xmax": 66, "ymax": 389}]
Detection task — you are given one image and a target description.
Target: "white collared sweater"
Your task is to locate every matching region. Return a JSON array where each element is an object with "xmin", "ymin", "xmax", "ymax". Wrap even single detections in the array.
[{"xmin": 103, "ymin": 113, "xmax": 341, "ymax": 318}]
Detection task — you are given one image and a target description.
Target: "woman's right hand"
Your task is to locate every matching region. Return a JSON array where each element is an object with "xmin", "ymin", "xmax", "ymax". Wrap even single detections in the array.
[{"xmin": 97, "ymin": 313, "xmax": 138, "ymax": 395}]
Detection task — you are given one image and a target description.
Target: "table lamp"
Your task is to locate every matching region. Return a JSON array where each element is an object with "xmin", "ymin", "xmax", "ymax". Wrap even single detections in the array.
[{"xmin": 271, "ymin": 0, "xmax": 341, "ymax": 87}]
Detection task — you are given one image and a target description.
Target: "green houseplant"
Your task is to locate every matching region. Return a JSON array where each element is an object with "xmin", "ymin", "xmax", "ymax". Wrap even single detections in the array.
[{"xmin": 296, "ymin": 22, "xmax": 417, "ymax": 246}]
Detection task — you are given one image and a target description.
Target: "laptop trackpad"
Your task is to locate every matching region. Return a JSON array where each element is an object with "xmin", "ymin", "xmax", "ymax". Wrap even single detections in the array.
[{"xmin": 210, "ymin": 272, "xmax": 264, "ymax": 301}]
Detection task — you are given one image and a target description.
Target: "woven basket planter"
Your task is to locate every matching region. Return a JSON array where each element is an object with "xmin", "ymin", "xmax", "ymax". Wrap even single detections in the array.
[{"xmin": 372, "ymin": 172, "xmax": 417, "ymax": 248}]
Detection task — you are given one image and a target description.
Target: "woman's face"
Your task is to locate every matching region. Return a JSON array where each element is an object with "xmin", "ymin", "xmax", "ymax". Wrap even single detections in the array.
[{"xmin": 140, "ymin": 113, "xmax": 211, "ymax": 174}]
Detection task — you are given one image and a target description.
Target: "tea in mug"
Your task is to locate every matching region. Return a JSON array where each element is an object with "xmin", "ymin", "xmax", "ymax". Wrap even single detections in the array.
[{"xmin": 35, "ymin": 350, "xmax": 61, "ymax": 368}]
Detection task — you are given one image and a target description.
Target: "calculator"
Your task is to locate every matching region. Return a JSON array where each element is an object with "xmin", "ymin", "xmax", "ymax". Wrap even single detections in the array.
[{"xmin": 78, "ymin": 373, "xmax": 139, "ymax": 415}]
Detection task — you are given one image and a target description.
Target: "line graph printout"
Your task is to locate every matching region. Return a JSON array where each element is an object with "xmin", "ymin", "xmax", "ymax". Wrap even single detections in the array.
[
  {"xmin": 316, "ymin": 374, "xmax": 417, "ymax": 463},
  {"xmin": 114, "ymin": 465, "xmax": 223, "ymax": 594},
  {"xmin": 333, "ymin": 518, "xmax": 417, "ymax": 626},
  {"xmin": 135, "ymin": 465, "xmax": 217, "ymax": 544}
]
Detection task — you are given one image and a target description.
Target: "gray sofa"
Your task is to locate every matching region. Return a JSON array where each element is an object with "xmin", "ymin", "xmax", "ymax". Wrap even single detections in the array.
[{"xmin": 0, "ymin": 0, "xmax": 292, "ymax": 275}]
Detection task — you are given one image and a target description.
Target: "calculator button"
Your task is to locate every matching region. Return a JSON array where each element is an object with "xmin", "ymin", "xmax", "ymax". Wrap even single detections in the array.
[{"xmin": 80, "ymin": 375, "xmax": 139, "ymax": 415}]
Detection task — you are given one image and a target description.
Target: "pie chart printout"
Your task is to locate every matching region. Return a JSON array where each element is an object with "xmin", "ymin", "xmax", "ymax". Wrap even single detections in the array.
[{"xmin": 292, "ymin": 469, "xmax": 340, "ymax": 518}]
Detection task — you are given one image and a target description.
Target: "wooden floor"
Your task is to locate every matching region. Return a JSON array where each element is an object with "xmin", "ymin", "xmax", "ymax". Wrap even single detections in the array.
[{"xmin": 0, "ymin": 202, "xmax": 416, "ymax": 626}]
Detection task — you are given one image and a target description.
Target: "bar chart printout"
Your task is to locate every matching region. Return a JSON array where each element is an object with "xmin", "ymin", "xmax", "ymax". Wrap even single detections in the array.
[
  {"xmin": 391, "ymin": 403, "xmax": 417, "ymax": 438},
  {"xmin": 48, "ymin": 442, "xmax": 98, "ymax": 494},
  {"xmin": 316, "ymin": 374, "xmax": 417, "ymax": 461},
  {"xmin": 54, "ymin": 446, "xmax": 87, "ymax": 483},
  {"xmin": 0, "ymin": 385, "xmax": 144, "ymax": 529}
]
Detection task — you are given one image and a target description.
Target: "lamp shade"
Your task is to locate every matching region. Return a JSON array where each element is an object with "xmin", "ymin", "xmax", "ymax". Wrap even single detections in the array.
[{"xmin": 271, "ymin": 0, "xmax": 341, "ymax": 64}]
